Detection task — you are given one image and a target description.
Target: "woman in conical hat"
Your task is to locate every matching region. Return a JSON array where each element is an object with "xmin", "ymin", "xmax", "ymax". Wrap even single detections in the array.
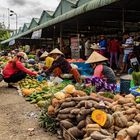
[
  {"xmin": 44, "ymin": 48, "xmax": 81, "ymax": 83},
  {"xmin": 85, "ymin": 51, "xmax": 116, "ymax": 92},
  {"xmin": 40, "ymin": 51, "xmax": 54, "ymax": 69}
]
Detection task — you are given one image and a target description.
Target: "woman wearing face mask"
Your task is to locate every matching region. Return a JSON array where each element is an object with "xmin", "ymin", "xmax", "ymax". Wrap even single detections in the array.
[{"xmin": 2, "ymin": 52, "xmax": 38, "ymax": 87}]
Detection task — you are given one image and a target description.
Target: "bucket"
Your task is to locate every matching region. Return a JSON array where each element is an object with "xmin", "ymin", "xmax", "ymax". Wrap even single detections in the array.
[{"xmin": 120, "ymin": 75, "xmax": 132, "ymax": 94}]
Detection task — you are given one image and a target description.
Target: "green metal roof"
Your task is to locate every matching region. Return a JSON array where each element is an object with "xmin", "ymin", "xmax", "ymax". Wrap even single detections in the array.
[
  {"xmin": 1, "ymin": 0, "xmax": 119, "ymax": 44},
  {"xmin": 38, "ymin": 10, "xmax": 54, "ymax": 25},
  {"xmin": 17, "ymin": 27, "xmax": 23, "ymax": 35},
  {"xmin": 22, "ymin": 23, "xmax": 30, "ymax": 33},
  {"xmin": 78, "ymin": 0, "xmax": 92, "ymax": 6},
  {"xmin": 28, "ymin": 18, "xmax": 39, "ymax": 29}
]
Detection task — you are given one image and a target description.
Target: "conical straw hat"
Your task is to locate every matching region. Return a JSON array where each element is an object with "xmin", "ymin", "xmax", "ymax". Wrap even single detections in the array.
[
  {"xmin": 90, "ymin": 43, "xmax": 100, "ymax": 50},
  {"xmin": 85, "ymin": 51, "xmax": 108, "ymax": 64},
  {"xmin": 40, "ymin": 51, "xmax": 48, "ymax": 58},
  {"xmin": 49, "ymin": 48, "xmax": 63, "ymax": 55}
]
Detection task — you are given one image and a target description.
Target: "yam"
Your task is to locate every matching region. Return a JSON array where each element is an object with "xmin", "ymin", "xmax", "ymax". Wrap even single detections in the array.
[
  {"xmin": 125, "ymin": 94, "xmax": 135, "ymax": 100},
  {"xmin": 126, "ymin": 125, "xmax": 140, "ymax": 137},
  {"xmin": 60, "ymin": 120, "xmax": 74, "ymax": 129},
  {"xmin": 134, "ymin": 114, "xmax": 140, "ymax": 122},
  {"xmin": 77, "ymin": 120, "xmax": 86, "ymax": 129},
  {"xmin": 61, "ymin": 101, "xmax": 76, "ymax": 108},
  {"xmin": 137, "ymin": 133, "xmax": 140, "ymax": 140},
  {"xmin": 136, "ymin": 104, "xmax": 140, "ymax": 110},
  {"xmin": 127, "ymin": 121, "xmax": 134, "ymax": 127},
  {"xmin": 125, "ymin": 114, "xmax": 135, "ymax": 121},
  {"xmin": 70, "ymin": 108, "xmax": 80, "ymax": 115},
  {"xmin": 125, "ymin": 108, "xmax": 137, "ymax": 114}
]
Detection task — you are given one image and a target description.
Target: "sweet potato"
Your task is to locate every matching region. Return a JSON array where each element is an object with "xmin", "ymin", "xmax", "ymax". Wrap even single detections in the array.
[
  {"xmin": 77, "ymin": 120, "xmax": 86, "ymax": 129},
  {"xmin": 76, "ymin": 114, "xmax": 85, "ymax": 123},
  {"xmin": 61, "ymin": 101, "xmax": 76, "ymax": 108},
  {"xmin": 67, "ymin": 127, "xmax": 83, "ymax": 138},
  {"xmin": 76, "ymin": 100, "xmax": 87, "ymax": 108},
  {"xmin": 86, "ymin": 116, "xmax": 94, "ymax": 124},
  {"xmin": 68, "ymin": 114, "xmax": 75, "ymax": 119},
  {"xmin": 72, "ymin": 96, "xmax": 100, "ymax": 102},
  {"xmin": 60, "ymin": 120, "xmax": 74, "ymax": 129},
  {"xmin": 100, "ymin": 129, "xmax": 111, "ymax": 136},
  {"xmin": 91, "ymin": 131, "xmax": 111, "ymax": 139},
  {"xmin": 79, "ymin": 108, "xmax": 91, "ymax": 115},
  {"xmin": 70, "ymin": 108, "xmax": 80, "ymax": 115},
  {"xmin": 59, "ymin": 107, "xmax": 74, "ymax": 114},
  {"xmin": 57, "ymin": 114, "xmax": 69, "ymax": 120}
]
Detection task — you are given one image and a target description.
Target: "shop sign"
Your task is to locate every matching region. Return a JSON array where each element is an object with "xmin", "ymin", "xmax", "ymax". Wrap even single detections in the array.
[
  {"xmin": 31, "ymin": 29, "xmax": 42, "ymax": 39},
  {"xmin": 70, "ymin": 37, "xmax": 80, "ymax": 59}
]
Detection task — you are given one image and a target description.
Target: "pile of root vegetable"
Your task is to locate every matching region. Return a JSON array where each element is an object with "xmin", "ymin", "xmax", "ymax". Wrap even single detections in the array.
[{"xmin": 43, "ymin": 84, "xmax": 140, "ymax": 140}]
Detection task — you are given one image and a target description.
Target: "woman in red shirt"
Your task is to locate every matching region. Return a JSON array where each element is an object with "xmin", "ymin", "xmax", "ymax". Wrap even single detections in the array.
[{"xmin": 2, "ymin": 52, "xmax": 38, "ymax": 86}]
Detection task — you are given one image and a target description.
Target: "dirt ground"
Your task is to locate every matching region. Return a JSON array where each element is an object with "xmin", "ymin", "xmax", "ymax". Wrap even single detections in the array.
[{"xmin": 0, "ymin": 82, "xmax": 58, "ymax": 140}]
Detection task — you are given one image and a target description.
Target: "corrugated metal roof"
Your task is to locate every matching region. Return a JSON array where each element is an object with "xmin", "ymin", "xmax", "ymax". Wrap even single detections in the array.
[
  {"xmin": 1, "ymin": 0, "xmax": 119, "ymax": 44},
  {"xmin": 28, "ymin": 18, "xmax": 39, "ymax": 29},
  {"xmin": 38, "ymin": 10, "xmax": 53, "ymax": 25}
]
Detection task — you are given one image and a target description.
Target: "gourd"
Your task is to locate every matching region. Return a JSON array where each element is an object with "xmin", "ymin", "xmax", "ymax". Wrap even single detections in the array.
[
  {"xmin": 64, "ymin": 84, "xmax": 76, "ymax": 94},
  {"xmin": 54, "ymin": 92, "xmax": 65, "ymax": 100},
  {"xmin": 91, "ymin": 110, "xmax": 113, "ymax": 128}
]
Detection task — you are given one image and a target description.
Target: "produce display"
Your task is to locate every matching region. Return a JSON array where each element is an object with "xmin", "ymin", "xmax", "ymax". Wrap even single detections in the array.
[
  {"xmin": 1, "ymin": 52, "xmax": 140, "ymax": 140},
  {"xmin": 0, "ymin": 56, "xmax": 10, "ymax": 69},
  {"xmin": 38, "ymin": 84, "xmax": 140, "ymax": 140}
]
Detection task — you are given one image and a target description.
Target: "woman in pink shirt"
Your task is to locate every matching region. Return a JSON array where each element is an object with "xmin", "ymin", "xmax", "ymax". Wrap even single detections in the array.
[{"xmin": 85, "ymin": 51, "xmax": 116, "ymax": 92}]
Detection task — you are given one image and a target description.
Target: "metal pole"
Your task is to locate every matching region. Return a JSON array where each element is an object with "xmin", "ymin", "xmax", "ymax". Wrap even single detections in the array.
[
  {"xmin": 122, "ymin": 8, "xmax": 125, "ymax": 33},
  {"xmin": 15, "ymin": 13, "xmax": 18, "ymax": 33},
  {"xmin": 8, "ymin": 8, "xmax": 10, "ymax": 29}
]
